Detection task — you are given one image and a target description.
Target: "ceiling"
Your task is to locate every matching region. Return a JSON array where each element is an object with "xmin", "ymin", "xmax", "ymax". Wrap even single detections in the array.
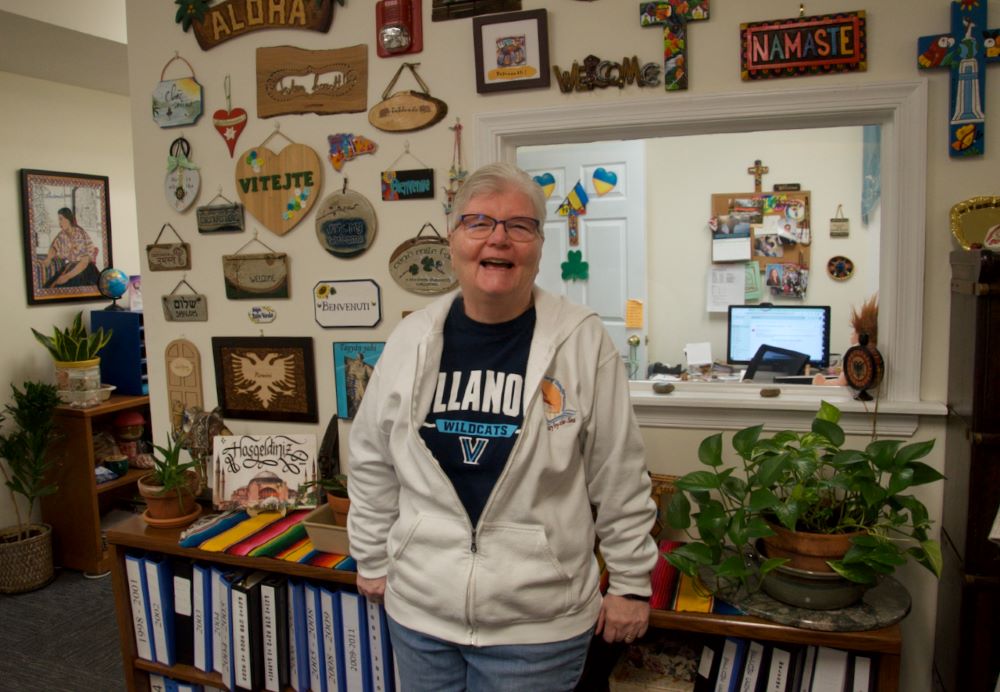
[{"xmin": 0, "ymin": 1, "xmax": 128, "ymax": 95}]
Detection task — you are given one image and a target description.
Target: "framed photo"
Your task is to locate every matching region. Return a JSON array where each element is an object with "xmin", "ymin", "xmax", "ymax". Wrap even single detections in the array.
[
  {"xmin": 333, "ymin": 342, "xmax": 385, "ymax": 419},
  {"xmin": 212, "ymin": 336, "xmax": 318, "ymax": 422},
  {"xmin": 20, "ymin": 169, "xmax": 113, "ymax": 305},
  {"xmin": 472, "ymin": 9, "xmax": 550, "ymax": 94}
]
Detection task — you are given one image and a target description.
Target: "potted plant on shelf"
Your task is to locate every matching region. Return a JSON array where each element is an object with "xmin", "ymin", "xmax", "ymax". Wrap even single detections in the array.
[
  {"xmin": 31, "ymin": 312, "xmax": 113, "ymax": 406},
  {"xmin": 137, "ymin": 431, "xmax": 201, "ymax": 528},
  {"xmin": 300, "ymin": 473, "xmax": 351, "ymax": 525},
  {"xmin": 0, "ymin": 381, "xmax": 62, "ymax": 593},
  {"xmin": 665, "ymin": 400, "xmax": 944, "ymax": 609}
]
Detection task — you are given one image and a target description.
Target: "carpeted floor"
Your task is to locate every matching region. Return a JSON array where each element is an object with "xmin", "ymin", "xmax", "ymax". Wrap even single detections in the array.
[{"xmin": 0, "ymin": 567, "xmax": 124, "ymax": 692}]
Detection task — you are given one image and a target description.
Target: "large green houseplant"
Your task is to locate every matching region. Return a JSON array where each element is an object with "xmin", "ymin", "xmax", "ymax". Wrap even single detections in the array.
[
  {"xmin": 0, "ymin": 381, "xmax": 62, "ymax": 593},
  {"xmin": 665, "ymin": 401, "xmax": 944, "ymax": 594}
]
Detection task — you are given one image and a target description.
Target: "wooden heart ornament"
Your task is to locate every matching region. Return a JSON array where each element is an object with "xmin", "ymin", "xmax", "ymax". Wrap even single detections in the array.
[
  {"xmin": 213, "ymin": 108, "xmax": 247, "ymax": 157},
  {"xmin": 235, "ymin": 141, "xmax": 322, "ymax": 236}
]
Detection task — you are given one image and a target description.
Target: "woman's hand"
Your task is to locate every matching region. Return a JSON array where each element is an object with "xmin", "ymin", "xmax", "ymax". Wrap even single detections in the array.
[
  {"xmin": 594, "ymin": 593, "xmax": 650, "ymax": 644},
  {"xmin": 356, "ymin": 574, "xmax": 387, "ymax": 604}
]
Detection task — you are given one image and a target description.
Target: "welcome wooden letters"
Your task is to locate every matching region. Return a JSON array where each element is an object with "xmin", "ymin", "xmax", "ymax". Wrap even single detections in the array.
[{"xmin": 189, "ymin": 0, "xmax": 335, "ymax": 51}]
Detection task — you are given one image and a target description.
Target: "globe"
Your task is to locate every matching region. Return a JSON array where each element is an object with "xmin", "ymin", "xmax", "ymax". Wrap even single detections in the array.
[{"xmin": 98, "ymin": 267, "xmax": 130, "ymax": 310}]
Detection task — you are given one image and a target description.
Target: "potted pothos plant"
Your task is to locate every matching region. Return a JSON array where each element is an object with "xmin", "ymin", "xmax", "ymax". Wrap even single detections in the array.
[
  {"xmin": 137, "ymin": 431, "xmax": 200, "ymax": 527},
  {"xmin": 300, "ymin": 473, "xmax": 350, "ymax": 526},
  {"xmin": 665, "ymin": 401, "xmax": 944, "ymax": 606},
  {"xmin": 31, "ymin": 312, "xmax": 112, "ymax": 397},
  {"xmin": 0, "ymin": 381, "xmax": 62, "ymax": 593}
]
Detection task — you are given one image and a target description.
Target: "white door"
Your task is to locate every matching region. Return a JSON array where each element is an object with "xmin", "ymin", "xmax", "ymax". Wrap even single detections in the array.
[{"xmin": 517, "ymin": 140, "xmax": 647, "ymax": 377}]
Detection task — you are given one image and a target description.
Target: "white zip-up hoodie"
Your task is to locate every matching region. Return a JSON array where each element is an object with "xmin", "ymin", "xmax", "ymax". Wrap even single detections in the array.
[{"xmin": 348, "ymin": 287, "xmax": 658, "ymax": 646}]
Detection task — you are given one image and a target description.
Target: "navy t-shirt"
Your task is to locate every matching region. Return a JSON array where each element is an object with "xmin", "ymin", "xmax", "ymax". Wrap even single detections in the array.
[{"xmin": 419, "ymin": 298, "xmax": 535, "ymax": 526}]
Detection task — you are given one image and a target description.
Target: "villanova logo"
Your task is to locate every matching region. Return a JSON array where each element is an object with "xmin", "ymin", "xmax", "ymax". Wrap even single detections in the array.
[
  {"xmin": 459, "ymin": 436, "xmax": 488, "ymax": 465},
  {"xmin": 541, "ymin": 377, "xmax": 577, "ymax": 430}
]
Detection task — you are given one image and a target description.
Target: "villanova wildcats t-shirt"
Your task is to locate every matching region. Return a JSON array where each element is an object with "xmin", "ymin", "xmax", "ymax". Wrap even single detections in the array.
[{"xmin": 420, "ymin": 298, "xmax": 535, "ymax": 526}]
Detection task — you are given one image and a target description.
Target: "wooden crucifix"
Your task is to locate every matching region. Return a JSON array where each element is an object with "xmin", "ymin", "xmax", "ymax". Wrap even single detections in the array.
[
  {"xmin": 638, "ymin": 1, "xmax": 710, "ymax": 90},
  {"xmin": 917, "ymin": 0, "xmax": 1000, "ymax": 157},
  {"xmin": 747, "ymin": 159, "xmax": 769, "ymax": 193}
]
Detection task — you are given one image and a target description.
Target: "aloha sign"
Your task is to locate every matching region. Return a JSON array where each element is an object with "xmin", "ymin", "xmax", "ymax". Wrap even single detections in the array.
[{"xmin": 176, "ymin": 0, "xmax": 341, "ymax": 51}]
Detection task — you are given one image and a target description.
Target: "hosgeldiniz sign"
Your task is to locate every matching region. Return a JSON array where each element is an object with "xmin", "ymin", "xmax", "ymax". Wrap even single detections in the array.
[
  {"xmin": 176, "ymin": 0, "xmax": 341, "ymax": 51},
  {"xmin": 740, "ymin": 10, "xmax": 867, "ymax": 80}
]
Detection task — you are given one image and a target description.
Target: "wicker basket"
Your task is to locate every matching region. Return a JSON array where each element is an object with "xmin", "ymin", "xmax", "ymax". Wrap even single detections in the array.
[{"xmin": 0, "ymin": 523, "xmax": 54, "ymax": 594}]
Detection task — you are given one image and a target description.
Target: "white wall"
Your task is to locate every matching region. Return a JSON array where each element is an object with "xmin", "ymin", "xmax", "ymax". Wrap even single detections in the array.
[
  {"xmin": 646, "ymin": 126, "xmax": 875, "ymax": 366},
  {"xmin": 120, "ymin": 1, "xmax": 998, "ymax": 689},
  {"xmin": 0, "ymin": 70, "xmax": 138, "ymax": 529}
]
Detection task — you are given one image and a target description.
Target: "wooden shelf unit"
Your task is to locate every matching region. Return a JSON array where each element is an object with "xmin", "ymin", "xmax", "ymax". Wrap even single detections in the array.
[
  {"xmin": 106, "ymin": 515, "xmax": 901, "ymax": 692},
  {"xmin": 40, "ymin": 394, "xmax": 150, "ymax": 575}
]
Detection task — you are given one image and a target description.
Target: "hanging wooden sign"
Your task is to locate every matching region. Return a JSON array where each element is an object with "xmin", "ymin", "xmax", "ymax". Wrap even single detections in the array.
[
  {"xmin": 152, "ymin": 54, "xmax": 204, "ymax": 127},
  {"xmin": 162, "ymin": 278, "xmax": 209, "ymax": 321},
  {"xmin": 315, "ymin": 183, "xmax": 378, "ymax": 258},
  {"xmin": 223, "ymin": 232, "xmax": 290, "ymax": 299},
  {"xmin": 197, "ymin": 193, "xmax": 245, "ymax": 233},
  {"xmin": 369, "ymin": 62, "xmax": 448, "ymax": 132},
  {"xmin": 740, "ymin": 10, "xmax": 867, "ymax": 81},
  {"xmin": 389, "ymin": 223, "xmax": 457, "ymax": 295},
  {"xmin": 235, "ymin": 131, "xmax": 321, "ymax": 236},
  {"xmin": 213, "ymin": 75, "xmax": 247, "ymax": 158},
  {"xmin": 382, "ymin": 168, "xmax": 435, "ymax": 200},
  {"xmin": 176, "ymin": 0, "xmax": 338, "ymax": 51},
  {"xmin": 147, "ymin": 223, "xmax": 192, "ymax": 271},
  {"xmin": 223, "ymin": 252, "xmax": 290, "ymax": 299},
  {"xmin": 314, "ymin": 280, "xmax": 383, "ymax": 328},
  {"xmin": 256, "ymin": 44, "xmax": 367, "ymax": 118},
  {"xmin": 165, "ymin": 137, "xmax": 201, "ymax": 212},
  {"xmin": 165, "ymin": 338, "xmax": 203, "ymax": 433}
]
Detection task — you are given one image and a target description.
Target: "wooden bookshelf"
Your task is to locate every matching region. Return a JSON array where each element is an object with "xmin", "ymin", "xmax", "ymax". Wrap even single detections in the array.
[
  {"xmin": 40, "ymin": 394, "xmax": 151, "ymax": 575},
  {"xmin": 106, "ymin": 514, "xmax": 901, "ymax": 692}
]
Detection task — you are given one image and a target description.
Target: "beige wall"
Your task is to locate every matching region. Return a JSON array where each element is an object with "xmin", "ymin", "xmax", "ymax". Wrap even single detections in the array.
[
  {"xmin": 119, "ymin": 1, "xmax": 991, "ymax": 689},
  {"xmin": 0, "ymin": 70, "xmax": 139, "ymax": 528}
]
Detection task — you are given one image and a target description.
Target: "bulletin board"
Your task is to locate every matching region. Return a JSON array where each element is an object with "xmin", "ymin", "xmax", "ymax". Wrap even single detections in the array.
[{"xmin": 711, "ymin": 191, "xmax": 811, "ymax": 269}]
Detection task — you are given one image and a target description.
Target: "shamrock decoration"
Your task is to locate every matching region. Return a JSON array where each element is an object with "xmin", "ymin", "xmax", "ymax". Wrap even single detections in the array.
[
  {"xmin": 561, "ymin": 250, "xmax": 589, "ymax": 281},
  {"xmin": 175, "ymin": 0, "xmax": 210, "ymax": 30}
]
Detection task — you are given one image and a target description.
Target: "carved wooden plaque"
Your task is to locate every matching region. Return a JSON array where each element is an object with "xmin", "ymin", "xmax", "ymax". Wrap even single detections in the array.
[
  {"xmin": 256, "ymin": 44, "xmax": 367, "ymax": 118},
  {"xmin": 189, "ymin": 0, "xmax": 335, "ymax": 51}
]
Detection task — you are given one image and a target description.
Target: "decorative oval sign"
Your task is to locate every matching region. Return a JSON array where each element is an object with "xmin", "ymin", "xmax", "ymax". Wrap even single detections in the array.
[
  {"xmin": 389, "ymin": 232, "xmax": 457, "ymax": 296},
  {"xmin": 249, "ymin": 305, "xmax": 277, "ymax": 324},
  {"xmin": 315, "ymin": 188, "xmax": 377, "ymax": 258}
]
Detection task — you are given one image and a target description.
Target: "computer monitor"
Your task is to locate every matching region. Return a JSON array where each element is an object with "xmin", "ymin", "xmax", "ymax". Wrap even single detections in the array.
[{"xmin": 727, "ymin": 305, "xmax": 831, "ymax": 368}]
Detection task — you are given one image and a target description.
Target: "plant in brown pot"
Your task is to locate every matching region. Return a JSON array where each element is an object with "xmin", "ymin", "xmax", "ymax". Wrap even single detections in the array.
[
  {"xmin": 665, "ymin": 401, "xmax": 944, "ymax": 609},
  {"xmin": 137, "ymin": 431, "xmax": 201, "ymax": 528},
  {"xmin": 0, "ymin": 381, "xmax": 62, "ymax": 593},
  {"xmin": 300, "ymin": 473, "xmax": 351, "ymax": 525}
]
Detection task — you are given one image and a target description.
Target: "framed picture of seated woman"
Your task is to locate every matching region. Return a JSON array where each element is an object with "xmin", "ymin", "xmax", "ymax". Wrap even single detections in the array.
[{"xmin": 20, "ymin": 169, "xmax": 113, "ymax": 305}]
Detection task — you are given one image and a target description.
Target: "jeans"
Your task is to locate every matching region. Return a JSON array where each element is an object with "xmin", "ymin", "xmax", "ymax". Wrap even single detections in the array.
[{"xmin": 387, "ymin": 617, "xmax": 594, "ymax": 692}]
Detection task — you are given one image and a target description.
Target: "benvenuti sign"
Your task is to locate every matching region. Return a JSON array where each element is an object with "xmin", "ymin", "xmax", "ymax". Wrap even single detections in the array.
[{"xmin": 740, "ymin": 11, "xmax": 866, "ymax": 80}]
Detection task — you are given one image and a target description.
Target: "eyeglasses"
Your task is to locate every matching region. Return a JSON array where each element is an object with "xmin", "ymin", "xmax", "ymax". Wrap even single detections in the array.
[{"xmin": 457, "ymin": 214, "xmax": 541, "ymax": 242}]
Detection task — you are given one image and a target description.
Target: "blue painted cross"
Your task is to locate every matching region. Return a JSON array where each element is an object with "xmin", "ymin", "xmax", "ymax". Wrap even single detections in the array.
[
  {"xmin": 639, "ymin": 1, "xmax": 710, "ymax": 91},
  {"xmin": 917, "ymin": 0, "xmax": 1000, "ymax": 157}
]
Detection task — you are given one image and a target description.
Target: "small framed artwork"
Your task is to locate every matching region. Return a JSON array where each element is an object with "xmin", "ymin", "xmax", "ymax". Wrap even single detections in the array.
[
  {"xmin": 20, "ymin": 169, "xmax": 113, "ymax": 305},
  {"xmin": 472, "ymin": 9, "xmax": 550, "ymax": 94},
  {"xmin": 333, "ymin": 342, "xmax": 385, "ymax": 419},
  {"xmin": 212, "ymin": 336, "xmax": 318, "ymax": 422}
]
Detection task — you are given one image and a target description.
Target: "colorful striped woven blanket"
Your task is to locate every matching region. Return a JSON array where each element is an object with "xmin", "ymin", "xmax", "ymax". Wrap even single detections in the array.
[{"xmin": 179, "ymin": 508, "xmax": 356, "ymax": 571}]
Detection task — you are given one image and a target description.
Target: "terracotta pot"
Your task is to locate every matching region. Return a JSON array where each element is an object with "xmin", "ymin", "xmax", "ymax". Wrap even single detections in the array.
[
  {"xmin": 138, "ymin": 471, "xmax": 199, "ymax": 521},
  {"xmin": 760, "ymin": 521, "xmax": 864, "ymax": 573},
  {"xmin": 0, "ymin": 523, "xmax": 54, "ymax": 594},
  {"xmin": 326, "ymin": 493, "xmax": 351, "ymax": 526}
]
